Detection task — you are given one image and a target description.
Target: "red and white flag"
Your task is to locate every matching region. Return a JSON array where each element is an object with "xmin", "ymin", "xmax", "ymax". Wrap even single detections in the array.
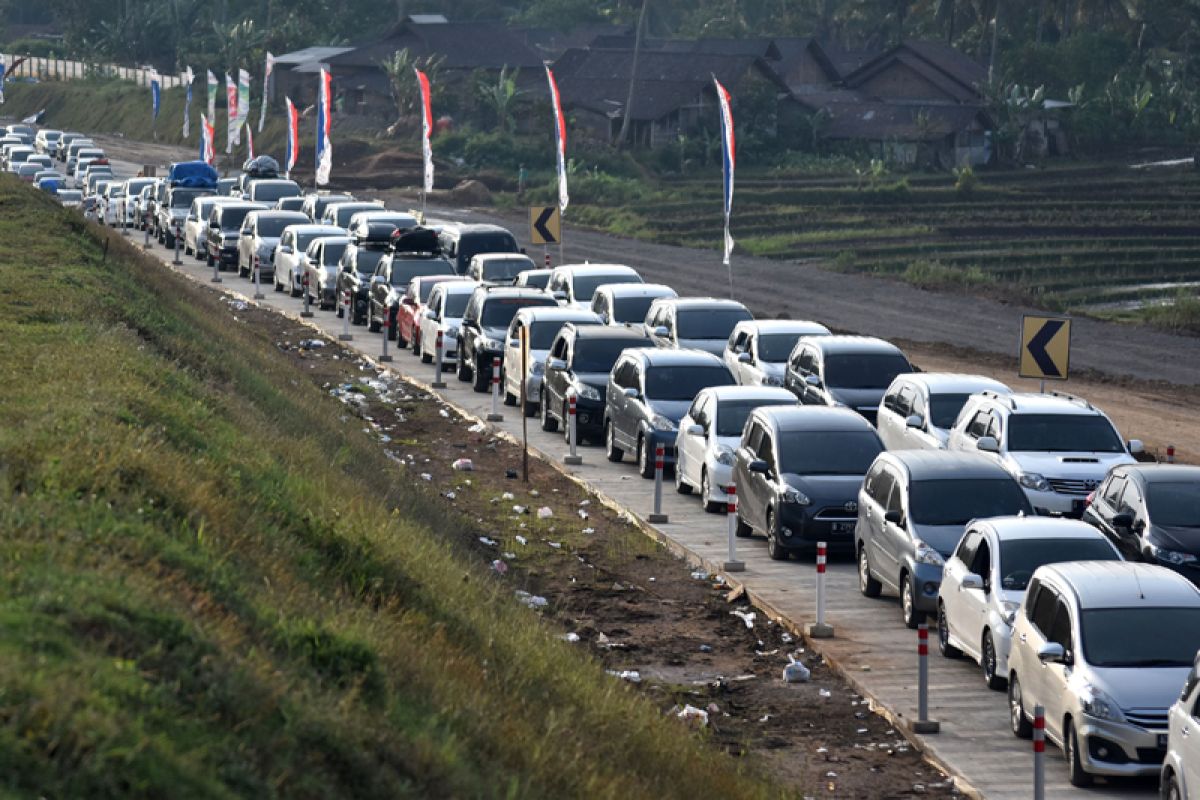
[
  {"xmin": 545, "ymin": 65, "xmax": 568, "ymax": 215},
  {"xmin": 246, "ymin": 124, "xmax": 255, "ymax": 160},
  {"xmin": 225, "ymin": 72, "xmax": 239, "ymax": 152},
  {"xmin": 414, "ymin": 67, "xmax": 434, "ymax": 193},
  {"xmin": 714, "ymin": 76, "xmax": 736, "ymax": 271},
  {"xmin": 285, "ymin": 96, "xmax": 299, "ymax": 176},
  {"xmin": 200, "ymin": 113, "xmax": 215, "ymax": 165},
  {"xmin": 315, "ymin": 68, "xmax": 332, "ymax": 186},
  {"xmin": 257, "ymin": 52, "xmax": 275, "ymax": 133}
]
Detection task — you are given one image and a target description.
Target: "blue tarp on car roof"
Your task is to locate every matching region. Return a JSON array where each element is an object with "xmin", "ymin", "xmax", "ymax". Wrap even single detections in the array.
[{"xmin": 168, "ymin": 160, "xmax": 218, "ymax": 188}]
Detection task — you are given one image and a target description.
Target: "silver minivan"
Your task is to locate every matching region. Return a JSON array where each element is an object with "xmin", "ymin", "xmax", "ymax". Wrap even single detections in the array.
[
  {"xmin": 1161, "ymin": 651, "xmax": 1200, "ymax": 799},
  {"xmin": 1008, "ymin": 561, "xmax": 1200, "ymax": 786},
  {"xmin": 856, "ymin": 450, "xmax": 1032, "ymax": 628}
]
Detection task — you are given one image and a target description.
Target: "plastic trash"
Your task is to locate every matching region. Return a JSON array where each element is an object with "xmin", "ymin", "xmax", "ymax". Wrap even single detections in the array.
[
  {"xmin": 479, "ymin": 536, "xmax": 497, "ymax": 546},
  {"xmin": 547, "ymin": 541, "xmax": 562, "ymax": 549},
  {"xmin": 698, "ymin": 644, "xmax": 713, "ymax": 653},
  {"xmin": 783, "ymin": 656, "xmax": 811, "ymax": 683},
  {"xmin": 420, "ymin": 473, "xmax": 433, "ymax": 481},
  {"xmin": 468, "ymin": 422, "xmax": 487, "ymax": 433},
  {"xmin": 491, "ymin": 559, "xmax": 508, "ymax": 574},
  {"xmin": 529, "ymin": 489, "xmax": 540, "ymax": 497},
  {"xmin": 690, "ymin": 570, "xmax": 710, "ymax": 581},
  {"xmin": 514, "ymin": 535, "xmax": 528, "ymax": 545},
  {"xmin": 819, "ymin": 688, "xmax": 832, "ymax": 698},
  {"xmin": 501, "ymin": 492, "xmax": 515, "ymax": 500},
  {"xmin": 675, "ymin": 704, "xmax": 709, "ymax": 728},
  {"xmin": 514, "ymin": 591, "xmax": 548, "ymax": 609},
  {"xmin": 512, "ymin": 505, "xmax": 527, "ymax": 514},
  {"xmin": 607, "ymin": 669, "xmax": 642, "ymax": 683},
  {"xmin": 730, "ymin": 609, "xmax": 756, "ymax": 629},
  {"xmin": 438, "ymin": 408, "xmax": 450, "ymax": 418},
  {"xmin": 581, "ymin": 527, "xmax": 595, "ymax": 534},
  {"xmin": 536, "ymin": 506, "xmax": 553, "ymax": 519},
  {"xmin": 451, "ymin": 458, "xmax": 474, "ymax": 471},
  {"xmin": 561, "ymin": 632, "xmax": 580, "ymax": 643},
  {"xmin": 444, "ymin": 491, "xmax": 456, "ymax": 500},
  {"xmin": 578, "ymin": 509, "xmax": 589, "ymax": 519}
]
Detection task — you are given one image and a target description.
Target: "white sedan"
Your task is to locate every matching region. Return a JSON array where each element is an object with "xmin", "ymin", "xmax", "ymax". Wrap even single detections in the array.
[
  {"xmin": 419, "ymin": 282, "xmax": 478, "ymax": 365},
  {"xmin": 936, "ymin": 516, "xmax": 1121, "ymax": 690},
  {"xmin": 674, "ymin": 386, "xmax": 796, "ymax": 512},
  {"xmin": 273, "ymin": 224, "xmax": 346, "ymax": 295}
]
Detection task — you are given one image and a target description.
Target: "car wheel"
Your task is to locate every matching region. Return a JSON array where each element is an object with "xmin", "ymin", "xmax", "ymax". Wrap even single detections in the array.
[
  {"xmin": 765, "ymin": 510, "xmax": 789, "ymax": 560},
  {"xmin": 858, "ymin": 545, "xmax": 882, "ymax": 598},
  {"xmin": 411, "ymin": 332, "xmax": 421, "ymax": 355},
  {"xmin": 503, "ymin": 389, "xmax": 517, "ymax": 407},
  {"xmin": 937, "ymin": 602, "xmax": 962, "ymax": 659},
  {"xmin": 290, "ymin": 277, "xmax": 301, "ymax": 298},
  {"xmin": 674, "ymin": 463, "xmax": 692, "ymax": 494},
  {"xmin": 472, "ymin": 358, "xmax": 491, "ymax": 392},
  {"xmin": 395, "ymin": 321, "xmax": 407, "ymax": 348},
  {"xmin": 901, "ymin": 574, "xmax": 922, "ymax": 629},
  {"xmin": 274, "ymin": 274, "xmax": 283, "ymax": 292},
  {"xmin": 982, "ymin": 631, "xmax": 1006, "ymax": 691},
  {"xmin": 637, "ymin": 435, "xmax": 655, "ymax": 479},
  {"xmin": 184, "ymin": 243, "xmax": 192, "ymax": 256},
  {"xmin": 700, "ymin": 470, "xmax": 723, "ymax": 513},
  {"xmin": 457, "ymin": 356, "xmax": 471, "ymax": 382},
  {"xmin": 336, "ymin": 302, "xmax": 344, "ymax": 318},
  {"xmin": 1008, "ymin": 675, "xmax": 1032, "ymax": 739},
  {"xmin": 735, "ymin": 511, "xmax": 753, "ymax": 537},
  {"xmin": 1064, "ymin": 721, "xmax": 1093, "ymax": 787},
  {"xmin": 367, "ymin": 306, "xmax": 382, "ymax": 333},
  {"xmin": 605, "ymin": 420, "xmax": 624, "ymax": 463},
  {"xmin": 540, "ymin": 393, "xmax": 558, "ymax": 432},
  {"xmin": 420, "ymin": 346, "xmax": 433, "ymax": 364},
  {"xmin": 1164, "ymin": 773, "xmax": 1182, "ymax": 800}
]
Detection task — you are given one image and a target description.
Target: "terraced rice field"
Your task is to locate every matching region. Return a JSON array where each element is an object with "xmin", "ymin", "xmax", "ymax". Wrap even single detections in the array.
[{"xmin": 586, "ymin": 163, "xmax": 1200, "ymax": 317}]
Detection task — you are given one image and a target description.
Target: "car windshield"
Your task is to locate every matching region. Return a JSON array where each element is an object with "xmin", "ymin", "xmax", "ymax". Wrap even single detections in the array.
[
  {"xmin": 335, "ymin": 205, "xmax": 379, "ymax": 226},
  {"xmin": 756, "ymin": 333, "xmax": 807, "ymax": 363},
  {"xmin": 483, "ymin": 259, "xmax": 531, "ymax": 281},
  {"xmin": 390, "ymin": 259, "xmax": 452, "ymax": 287},
  {"xmin": 321, "ymin": 243, "xmax": 348, "ymax": 265},
  {"xmin": 172, "ymin": 190, "xmax": 206, "ymax": 208},
  {"xmin": 573, "ymin": 274, "xmax": 640, "ymax": 302},
  {"xmin": 59, "ymin": 191, "xmax": 82, "ymax": 201},
  {"xmin": 1006, "ymin": 414, "xmax": 1124, "ymax": 453},
  {"xmin": 218, "ymin": 207, "xmax": 254, "ymax": 231},
  {"xmin": 675, "ymin": 308, "xmax": 753, "ymax": 340},
  {"xmin": 443, "ymin": 292, "xmax": 471, "ymax": 318},
  {"xmin": 481, "ymin": 297, "xmax": 557, "ymax": 328},
  {"xmin": 1147, "ymin": 481, "xmax": 1200, "ymax": 527},
  {"xmin": 1081, "ymin": 607, "xmax": 1200, "ymax": 667},
  {"xmin": 573, "ymin": 338, "xmax": 645, "ymax": 373},
  {"xmin": 997, "ymin": 538, "xmax": 1119, "ymax": 591},
  {"xmin": 257, "ymin": 216, "xmax": 302, "ymax": 237},
  {"xmin": 529, "ymin": 319, "xmax": 570, "ymax": 350},
  {"xmin": 644, "ymin": 366, "xmax": 735, "ymax": 401},
  {"xmin": 294, "ymin": 231, "xmax": 330, "ymax": 250},
  {"xmin": 253, "ymin": 183, "xmax": 300, "ymax": 202},
  {"xmin": 777, "ymin": 430, "xmax": 882, "ymax": 475},
  {"xmin": 824, "ymin": 353, "xmax": 912, "ymax": 389},
  {"xmin": 929, "ymin": 393, "xmax": 973, "ymax": 429},
  {"xmin": 716, "ymin": 399, "xmax": 795, "ymax": 437},
  {"xmin": 460, "ymin": 233, "xmax": 519, "ymax": 263},
  {"xmin": 351, "ymin": 249, "xmax": 387, "ymax": 275},
  {"xmin": 611, "ymin": 295, "xmax": 661, "ymax": 324},
  {"xmin": 908, "ymin": 479, "xmax": 1031, "ymax": 526}
]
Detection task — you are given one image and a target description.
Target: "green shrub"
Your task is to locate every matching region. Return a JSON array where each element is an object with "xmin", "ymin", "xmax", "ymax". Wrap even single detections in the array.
[
  {"xmin": 954, "ymin": 165, "xmax": 979, "ymax": 195},
  {"xmin": 902, "ymin": 259, "xmax": 994, "ymax": 289}
]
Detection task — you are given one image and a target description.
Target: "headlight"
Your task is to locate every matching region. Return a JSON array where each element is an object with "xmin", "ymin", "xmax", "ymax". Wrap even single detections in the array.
[
  {"xmin": 1079, "ymin": 684, "xmax": 1124, "ymax": 722},
  {"xmin": 572, "ymin": 382, "xmax": 602, "ymax": 401},
  {"xmin": 649, "ymin": 414, "xmax": 676, "ymax": 432},
  {"xmin": 1000, "ymin": 600, "xmax": 1020, "ymax": 625},
  {"xmin": 1148, "ymin": 543, "xmax": 1198, "ymax": 566},
  {"xmin": 1018, "ymin": 472, "xmax": 1050, "ymax": 492},
  {"xmin": 914, "ymin": 541, "xmax": 945, "ymax": 567},
  {"xmin": 479, "ymin": 337, "xmax": 502, "ymax": 351},
  {"xmin": 781, "ymin": 486, "xmax": 811, "ymax": 506},
  {"xmin": 715, "ymin": 445, "xmax": 736, "ymax": 466}
]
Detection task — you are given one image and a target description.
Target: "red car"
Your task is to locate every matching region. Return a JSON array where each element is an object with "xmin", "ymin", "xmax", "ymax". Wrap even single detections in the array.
[{"xmin": 394, "ymin": 274, "xmax": 472, "ymax": 348}]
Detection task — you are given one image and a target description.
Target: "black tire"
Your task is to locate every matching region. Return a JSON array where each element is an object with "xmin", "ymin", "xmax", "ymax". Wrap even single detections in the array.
[
  {"xmin": 858, "ymin": 545, "xmax": 882, "ymax": 597},
  {"xmin": 700, "ymin": 470, "xmax": 723, "ymax": 513},
  {"xmin": 289, "ymin": 278, "xmax": 302, "ymax": 298},
  {"xmin": 765, "ymin": 510, "xmax": 789, "ymax": 560},
  {"xmin": 503, "ymin": 390, "xmax": 517, "ymax": 407},
  {"xmin": 604, "ymin": 421, "xmax": 624, "ymax": 462},
  {"xmin": 1009, "ymin": 675, "xmax": 1032, "ymax": 739},
  {"xmin": 1064, "ymin": 721, "xmax": 1093, "ymax": 787},
  {"xmin": 367, "ymin": 306, "xmax": 382, "ymax": 333},
  {"xmin": 206, "ymin": 251, "xmax": 214, "ymax": 268},
  {"xmin": 982, "ymin": 630, "xmax": 1006, "ymax": 691},
  {"xmin": 164, "ymin": 232, "xmax": 175, "ymax": 249},
  {"xmin": 1165, "ymin": 773, "xmax": 1182, "ymax": 800},
  {"xmin": 540, "ymin": 394, "xmax": 559, "ymax": 432},
  {"xmin": 735, "ymin": 512, "xmax": 753, "ymax": 538},
  {"xmin": 420, "ymin": 349, "xmax": 433, "ymax": 364},
  {"xmin": 901, "ymin": 574, "xmax": 922, "ymax": 629},
  {"xmin": 336, "ymin": 302, "xmax": 344, "ymax": 319},
  {"xmin": 937, "ymin": 602, "xmax": 962, "ymax": 659},
  {"xmin": 411, "ymin": 331, "xmax": 421, "ymax": 355},
  {"xmin": 472, "ymin": 358, "xmax": 491, "ymax": 392},
  {"xmin": 674, "ymin": 464, "xmax": 692, "ymax": 494},
  {"xmin": 637, "ymin": 435, "xmax": 655, "ymax": 479},
  {"xmin": 395, "ymin": 320, "xmax": 407, "ymax": 348},
  {"xmin": 457, "ymin": 357, "xmax": 471, "ymax": 382}
]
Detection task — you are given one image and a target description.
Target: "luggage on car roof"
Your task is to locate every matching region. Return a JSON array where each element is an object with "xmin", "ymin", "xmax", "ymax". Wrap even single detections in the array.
[
  {"xmin": 241, "ymin": 155, "xmax": 280, "ymax": 178},
  {"xmin": 168, "ymin": 160, "xmax": 218, "ymax": 188},
  {"xmin": 389, "ymin": 227, "xmax": 439, "ymax": 254}
]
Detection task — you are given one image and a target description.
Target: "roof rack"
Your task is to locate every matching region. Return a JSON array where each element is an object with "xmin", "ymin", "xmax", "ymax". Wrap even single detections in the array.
[
  {"xmin": 979, "ymin": 390, "xmax": 1017, "ymax": 410},
  {"xmin": 1048, "ymin": 390, "xmax": 1095, "ymax": 410}
]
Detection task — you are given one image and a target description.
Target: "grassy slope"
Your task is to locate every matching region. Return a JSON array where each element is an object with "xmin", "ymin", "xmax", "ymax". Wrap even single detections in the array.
[{"xmin": 0, "ymin": 177, "xmax": 783, "ymax": 799}]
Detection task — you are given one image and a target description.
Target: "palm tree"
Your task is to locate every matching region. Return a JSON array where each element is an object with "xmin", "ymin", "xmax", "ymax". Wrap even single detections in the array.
[
  {"xmin": 477, "ymin": 65, "xmax": 525, "ymax": 134},
  {"xmin": 379, "ymin": 48, "xmax": 445, "ymax": 134}
]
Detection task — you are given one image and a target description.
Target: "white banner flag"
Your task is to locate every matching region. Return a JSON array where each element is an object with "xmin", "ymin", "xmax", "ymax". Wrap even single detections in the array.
[{"xmin": 258, "ymin": 52, "xmax": 274, "ymax": 132}]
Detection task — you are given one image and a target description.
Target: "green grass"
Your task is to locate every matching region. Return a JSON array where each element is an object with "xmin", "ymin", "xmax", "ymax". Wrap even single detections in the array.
[{"xmin": 0, "ymin": 177, "xmax": 784, "ymax": 799}]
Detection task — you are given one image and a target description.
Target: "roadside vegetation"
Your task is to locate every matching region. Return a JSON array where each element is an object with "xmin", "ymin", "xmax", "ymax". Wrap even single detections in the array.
[{"xmin": 0, "ymin": 175, "xmax": 788, "ymax": 798}]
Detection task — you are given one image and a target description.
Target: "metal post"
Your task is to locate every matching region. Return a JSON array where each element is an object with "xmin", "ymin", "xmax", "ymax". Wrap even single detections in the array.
[
  {"xmin": 431, "ymin": 329, "xmax": 446, "ymax": 388},
  {"xmin": 486, "ymin": 356, "xmax": 504, "ymax": 421},
  {"xmin": 648, "ymin": 443, "xmax": 668, "ymax": 523},
  {"xmin": 913, "ymin": 624, "xmax": 940, "ymax": 733},
  {"xmin": 143, "ymin": 216, "xmax": 151, "ymax": 250},
  {"xmin": 252, "ymin": 259, "xmax": 264, "ymax": 300},
  {"xmin": 380, "ymin": 307, "xmax": 393, "ymax": 363},
  {"xmin": 172, "ymin": 223, "xmax": 182, "ymax": 266},
  {"xmin": 338, "ymin": 290, "xmax": 353, "ymax": 341},
  {"xmin": 1033, "ymin": 705, "xmax": 1045, "ymax": 800},
  {"xmin": 300, "ymin": 274, "xmax": 313, "ymax": 317},
  {"xmin": 543, "ymin": 248, "xmax": 550, "ymax": 269},
  {"xmin": 724, "ymin": 484, "xmax": 744, "ymax": 572},
  {"xmin": 807, "ymin": 541, "xmax": 834, "ymax": 638},
  {"xmin": 210, "ymin": 242, "xmax": 222, "ymax": 283},
  {"xmin": 563, "ymin": 392, "xmax": 582, "ymax": 465},
  {"xmin": 121, "ymin": 204, "xmax": 129, "ymax": 236}
]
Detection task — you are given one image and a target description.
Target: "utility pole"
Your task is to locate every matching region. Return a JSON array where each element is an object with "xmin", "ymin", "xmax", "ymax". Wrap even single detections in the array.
[{"xmin": 616, "ymin": 0, "xmax": 650, "ymax": 148}]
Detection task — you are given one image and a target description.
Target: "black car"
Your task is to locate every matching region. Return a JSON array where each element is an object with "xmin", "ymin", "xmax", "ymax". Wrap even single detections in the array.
[
  {"xmin": 732, "ymin": 406, "xmax": 883, "ymax": 560},
  {"xmin": 457, "ymin": 287, "xmax": 559, "ymax": 392},
  {"xmin": 437, "ymin": 223, "xmax": 521, "ymax": 275},
  {"xmin": 301, "ymin": 192, "xmax": 354, "ymax": 222},
  {"xmin": 604, "ymin": 348, "xmax": 736, "ymax": 478},
  {"xmin": 541, "ymin": 325, "xmax": 652, "ymax": 443},
  {"xmin": 157, "ymin": 186, "xmax": 213, "ymax": 248},
  {"xmin": 784, "ymin": 335, "xmax": 913, "ymax": 425},
  {"xmin": 206, "ymin": 202, "xmax": 267, "ymax": 271},
  {"xmin": 336, "ymin": 222, "xmax": 398, "ymax": 324},
  {"xmin": 1083, "ymin": 464, "xmax": 1200, "ymax": 584},
  {"xmin": 366, "ymin": 229, "xmax": 455, "ymax": 333}
]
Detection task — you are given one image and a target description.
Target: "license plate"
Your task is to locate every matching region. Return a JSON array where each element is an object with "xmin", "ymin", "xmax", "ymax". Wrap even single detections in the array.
[
  {"xmin": 830, "ymin": 522, "xmax": 854, "ymax": 535},
  {"xmin": 1158, "ymin": 733, "xmax": 1168, "ymax": 749}
]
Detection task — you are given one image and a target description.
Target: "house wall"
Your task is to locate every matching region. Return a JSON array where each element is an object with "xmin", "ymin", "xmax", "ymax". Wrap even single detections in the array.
[
  {"xmin": 857, "ymin": 62, "xmax": 954, "ymax": 104},
  {"xmin": 783, "ymin": 49, "xmax": 834, "ymax": 94}
]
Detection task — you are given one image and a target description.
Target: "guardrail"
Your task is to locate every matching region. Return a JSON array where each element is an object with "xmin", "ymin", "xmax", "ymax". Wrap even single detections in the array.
[{"xmin": 0, "ymin": 53, "xmax": 185, "ymax": 88}]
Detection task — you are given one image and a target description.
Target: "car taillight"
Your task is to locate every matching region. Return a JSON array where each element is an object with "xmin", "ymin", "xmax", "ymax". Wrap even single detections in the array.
[{"xmin": 1084, "ymin": 490, "xmax": 1095, "ymax": 508}]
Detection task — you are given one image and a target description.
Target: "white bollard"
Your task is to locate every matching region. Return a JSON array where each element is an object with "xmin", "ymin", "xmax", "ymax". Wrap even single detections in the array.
[
  {"xmin": 913, "ymin": 624, "xmax": 940, "ymax": 733},
  {"xmin": 380, "ymin": 305, "xmax": 393, "ymax": 363},
  {"xmin": 300, "ymin": 273, "xmax": 313, "ymax": 317},
  {"xmin": 648, "ymin": 443, "xmax": 668, "ymax": 523},
  {"xmin": 724, "ymin": 484, "xmax": 744, "ymax": 572},
  {"xmin": 252, "ymin": 258, "xmax": 265, "ymax": 300},
  {"xmin": 563, "ymin": 392, "xmax": 582, "ymax": 465},
  {"xmin": 486, "ymin": 356, "xmax": 503, "ymax": 421},
  {"xmin": 431, "ymin": 329, "xmax": 446, "ymax": 388},
  {"xmin": 807, "ymin": 541, "xmax": 834, "ymax": 638},
  {"xmin": 172, "ymin": 222, "xmax": 182, "ymax": 266},
  {"xmin": 338, "ymin": 290, "xmax": 353, "ymax": 341},
  {"xmin": 1033, "ymin": 704, "xmax": 1045, "ymax": 800}
]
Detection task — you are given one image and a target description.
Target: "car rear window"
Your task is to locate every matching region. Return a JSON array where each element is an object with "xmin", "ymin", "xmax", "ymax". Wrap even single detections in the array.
[
  {"xmin": 1006, "ymin": 414, "xmax": 1124, "ymax": 454},
  {"xmin": 644, "ymin": 365, "xmax": 735, "ymax": 401},
  {"xmin": 777, "ymin": 430, "xmax": 882, "ymax": 476},
  {"xmin": 1146, "ymin": 481, "xmax": 1200, "ymax": 528},
  {"xmin": 253, "ymin": 182, "xmax": 301, "ymax": 202},
  {"xmin": 391, "ymin": 259, "xmax": 454, "ymax": 287},
  {"xmin": 908, "ymin": 478, "xmax": 1031, "ymax": 527},
  {"xmin": 676, "ymin": 307, "xmax": 753, "ymax": 340},
  {"xmin": 460, "ymin": 232, "xmax": 519, "ymax": 264},
  {"xmin": 481, "ymin": 296, "xmax": 558, "ymax": 328},
  {"xmin": 716, "ymin": 399, "xmax": 795, "ymax": 437},
  {"xmin": 257, "ymin": 216, "xmax": 304, "ymax": 237},
  {"xmin": 824, "ymin": 353, "xmax": 912, "ymax": 390},
  {"xmin": 443, "ymin": 292, "xmax": 471, "ymax": 318},
  {"xmin": 321, "ymin": 243, "xmax": 348, "ymax": 265},
  {"xmin": 573, "ymin": 337, "xmax": 647, "ymax": 373},
  {"xmin": 611, "ymin": 295, "xmax": 660, "ymax": 324},
  {"xmin": 482, "ymin": 258, "xmax": 532, "ymax": 282},
  {"xmin": 218, "ymin": 207, "xmax": 254, "ymax": 230},
  {"xmin": 573, "ymin": 273, "xmax": 641, "ymax": 302},
  {"xmin": 997, "ymin": 538, "xmax": 1119, "ymax": 591}
]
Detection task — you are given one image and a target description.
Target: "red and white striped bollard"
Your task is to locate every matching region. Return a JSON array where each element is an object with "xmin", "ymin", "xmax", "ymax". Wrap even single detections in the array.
[
  {"xmin": 300, "ymin": 273, "xmax": 313, "ymax": 317},
  {"xmin": 431, "ymin": 329, "xmax": 446, "ymax": 388},
  {"xmin": 807, "ymin": 541, "xmax": 834, "ymax": 638},
  {"xmin": 1033, "ymin": 704, "xmax": 1045, "ymax": 800},
  {"xmin": 913, "ymin": 623, "xmax": 940, "ymax": 733},
  {"xmin": 648, "ymin": 443, "xmax": 668, "ymax": 523},
  {"xmin": 1167, "ymin": 444, "xmax": 1177, "ymax": 463},
  {"xmin": 486, "ymin": 356, "xmax": 503, "ymax": 421},
  {"xmin": 724, "ymin": 484, "xmax": 744, "ymax": 572},
  {"xmin": 380, "ymin": 306, "xmax": 393, "ymax": 363},
  {"xmin": 339, "ymin": 290, "xmax": 353, "ymax": 341},
  {"xmin": 563, "ymin": 392, "xmax": 582, "ymax": 465}
]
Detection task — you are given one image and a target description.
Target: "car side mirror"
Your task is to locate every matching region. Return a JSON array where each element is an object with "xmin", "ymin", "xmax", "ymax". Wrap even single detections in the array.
[
  {"xmin": 280, "ymin": 245, "xmax": 293, "ymax": 254},
  {"xmin": 905, "ymin": 414, "xmax": 924, "ymax": 430},
  {"xmin": 976, "ymin": 436, "xmax": 1000, "ymax": 453},
  {"xmin": 508, "ymin": 338, "xmax": 521, "ymax": 348},
  {"xmin": 686, "ymin": 423, "xmax": 704, "ymax": 437},
  {"xmin": 547, "ymin": 358, "xmax": 566, "ymax": 371},
  {"xmin": 805, "ymin": 374, "xmax": 821, "ymax": 387},
  {"xmin": 1128, "ymin": 439, "xmax": 1144, "ymax": 455},
  {"xmin": 653, "ymin": 326, "xmax": 669, "ymax": 338},
  {"xmin": 1037, "ymin": 642, "xmax": 1067, "ymax": 665},
  {"xmin": 748, "ymin": 459, "xmax": 771, "ymax": 475},
  {"xmin": 737, "ymin": 352, "xmax": 752, "ymax": 364},
  {"xmin": 1111, "ymin": 512, "xmax": 1134, "ymax": 531},
  {"xmin": 961, "ymin": 572, "xmax": 985, "ymax": 591},
  {"xmin": 884, "ymin": 509, "xmax": 904, "ymax": 526},
  {"xmin": 622, "ymin": 386, "xmax": 639, "ymax": 399}
]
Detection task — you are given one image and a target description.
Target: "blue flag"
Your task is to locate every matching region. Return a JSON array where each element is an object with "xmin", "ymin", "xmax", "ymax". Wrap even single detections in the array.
[
  {"xmin": 151, "ymin": 74, "xmax": 161, "ymax": 122},
  {"xmin": 0, "ymin": 62, "xmax": 6, "ymax": 105}
]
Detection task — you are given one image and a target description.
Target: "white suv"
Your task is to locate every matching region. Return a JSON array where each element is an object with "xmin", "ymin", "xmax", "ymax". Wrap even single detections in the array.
[
  {"xmin": 947, "ymin": 391, "xmax": 1141, "ymax": 516},
  {"xmin": 1162, "ymin": 652, "xmax": 1200, "ymax": 800},
  {"xmin": 877, "ymin": 373, "xmax": 1010, "ymax": 451}
]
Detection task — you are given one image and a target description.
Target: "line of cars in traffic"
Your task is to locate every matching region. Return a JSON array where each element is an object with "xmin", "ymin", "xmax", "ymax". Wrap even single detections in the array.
[{"xmin": 38, "ymin": 147, "xmax": 1200, "ymax": 794}]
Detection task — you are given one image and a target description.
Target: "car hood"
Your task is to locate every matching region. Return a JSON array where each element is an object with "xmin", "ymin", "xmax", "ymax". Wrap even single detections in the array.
[
  {"xmin": 677, "ymin": 338, "xmax": 726, "ymax": 356},
  {"xmin": 1088, "ymin": 666, "xmax": 1192, "ymax": 710},
  {"xmin": 1004, "ymin": 451, "xmax": 1135, "ymax": 479},
  {"xmin": 646, "ymin": 399, "xmax": 691, "ymax": 424},
  {"xmin": 909, "ymin": 523, "xmax": 966, "ymax": 558},
  {"xmin": 257, "ymin": 236, "xmax": 281, "ymax": 249},
  {"xmin": 828, "ymin": 387, "xmax": 887, "ymax": 412},
  {"xmin": 760, "ymin": 362, "xmax": 786, "ymax": 382},
  {"xmin": 781, "ymin": 474, "xmax": 862, "ymax": 506},
  {"xmin": 1148, "ymin": 525, "xmax": 1200, "ymax": 554},
  {"xmin": 928, "ymin": 426, "xmax": 952, "ymax": 447}
]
